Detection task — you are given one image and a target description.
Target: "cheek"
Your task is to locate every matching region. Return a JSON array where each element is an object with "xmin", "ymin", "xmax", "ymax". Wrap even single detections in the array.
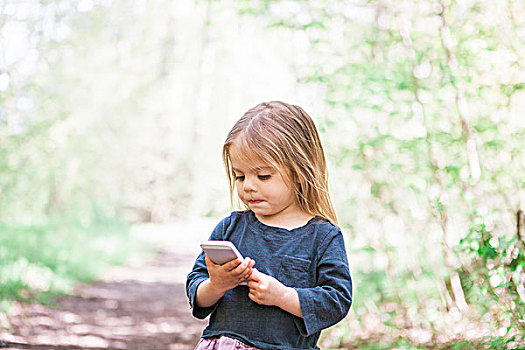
[
  {"xmin": 268, "ymin": 185, "xmax": 287, "ymax": 201},
  {"xmin": 278, "ymin": 186, "xmax": 296, "ymax": 203},
  {"xmin": 236, "ymin": 184, "xmax": 245, "ymax": 198}
]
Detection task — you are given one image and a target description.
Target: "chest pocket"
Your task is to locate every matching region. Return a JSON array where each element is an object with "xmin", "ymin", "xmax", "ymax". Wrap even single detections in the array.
[{"xmin": 278, "ymin": 255, "xmax": 312, "ymax": 288}]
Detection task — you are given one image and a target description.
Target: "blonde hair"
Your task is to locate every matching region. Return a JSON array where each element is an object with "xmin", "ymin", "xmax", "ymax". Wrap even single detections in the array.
[{"xmin": 222, "ymin": 101, "xmax": 338, "ymax": 225}]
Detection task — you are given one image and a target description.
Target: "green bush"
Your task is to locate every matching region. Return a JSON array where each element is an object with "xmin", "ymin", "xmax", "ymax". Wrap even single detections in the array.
[{"xmin": 0, "ymin": 214, "xmax": 135, "ymax": 311}]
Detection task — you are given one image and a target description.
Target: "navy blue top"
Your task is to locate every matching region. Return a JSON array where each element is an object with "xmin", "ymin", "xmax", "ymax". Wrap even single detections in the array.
[{"xmin": 186, "ymin": 211, "xmax": 352, "ymax": 349}]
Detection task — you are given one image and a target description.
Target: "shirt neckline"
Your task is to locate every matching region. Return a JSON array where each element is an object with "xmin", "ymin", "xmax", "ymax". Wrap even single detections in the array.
[{"xmin": 247, "ymin": 210, "xmax": 320, "ymax": 233}]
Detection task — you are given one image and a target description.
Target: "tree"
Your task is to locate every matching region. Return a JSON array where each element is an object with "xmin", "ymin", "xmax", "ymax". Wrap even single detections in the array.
[{"xmin": 233, "ymin": 0, "xmax": 525, "ymax": 345}]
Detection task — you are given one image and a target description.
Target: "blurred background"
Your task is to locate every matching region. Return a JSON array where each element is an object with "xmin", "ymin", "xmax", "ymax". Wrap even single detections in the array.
[{"xmin": 1, "ymin": 0, "xmax": 524, "ymax": 348}]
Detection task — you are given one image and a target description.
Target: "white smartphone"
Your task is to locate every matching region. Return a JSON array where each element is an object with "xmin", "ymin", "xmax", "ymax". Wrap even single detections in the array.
[
  {"xmin": 200, "ymin": 240, "xmax": 244, "ymax": 265},
  {"xmin": 200, "ymin": 240, "xmax": 247, "ymax": 285}
]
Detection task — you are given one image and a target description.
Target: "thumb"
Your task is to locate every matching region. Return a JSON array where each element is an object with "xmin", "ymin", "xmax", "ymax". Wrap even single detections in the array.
[
  {"xmin": 250, "ymin": 268, "xmax": 261, "ymax": 281},
  {"xmin": 204, "ymin": 253, "xmax": 213, "ymax": 265},
  {"xmin": 205, "ymin": 253, "xmax": 222, "ymax": 268}
]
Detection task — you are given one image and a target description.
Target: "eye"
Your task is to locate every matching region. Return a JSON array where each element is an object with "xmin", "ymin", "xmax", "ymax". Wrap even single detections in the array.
[
  {"xmin": 235, "ymin": 175, "xmax": 245, "ymax": 181},
  {"xmin": 258, "ymin": 175, "xmax": 271, "ymax": 180}
]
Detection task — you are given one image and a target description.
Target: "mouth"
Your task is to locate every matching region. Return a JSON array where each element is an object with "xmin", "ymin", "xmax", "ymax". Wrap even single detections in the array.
[{"xmin": 248, "ymin": 200, "xmax": 263, "ymax": 204}]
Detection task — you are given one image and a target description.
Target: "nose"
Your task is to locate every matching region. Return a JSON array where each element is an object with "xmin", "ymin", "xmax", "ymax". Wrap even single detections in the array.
[{"xmin": 243, "ymin": 176, "xmax": 257, "ymax": 192}]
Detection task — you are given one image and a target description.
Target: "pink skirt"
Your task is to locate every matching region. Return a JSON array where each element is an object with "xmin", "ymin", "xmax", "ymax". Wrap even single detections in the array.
[{"xmin": 194, "ymin": 336, "xmax": 261, "ymax": 350}]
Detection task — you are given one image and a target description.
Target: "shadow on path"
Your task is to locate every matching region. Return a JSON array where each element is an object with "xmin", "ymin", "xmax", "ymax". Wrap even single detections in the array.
[{"xmin": 1, "ymin": 250, "xmax": 207, "ymax": 350}]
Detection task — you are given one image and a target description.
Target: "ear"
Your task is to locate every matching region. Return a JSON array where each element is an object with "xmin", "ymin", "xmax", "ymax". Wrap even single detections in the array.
[{"xmin": 294, "ymin": 173, "xmax": 304, "ymax": 193}]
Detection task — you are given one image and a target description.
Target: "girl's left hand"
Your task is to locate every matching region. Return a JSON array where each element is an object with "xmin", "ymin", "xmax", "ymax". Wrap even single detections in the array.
[
  {"xmin": 247, "ymin": 268, "xmax": 303, "ymax": 318},
  {"xmin": 246, "ymin": 268, "xmax": 287, "ymax": 306}
]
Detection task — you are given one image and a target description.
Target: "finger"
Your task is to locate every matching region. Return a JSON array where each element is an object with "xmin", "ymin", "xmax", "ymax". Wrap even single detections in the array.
[
  {"xmin": 240, "ymin": 257, "xmax": 253, "ymax": 269},
  {"xmin": 246, "ymin": 279, "xmax": 258, "ymax": 288},
  {"xmin": 240, "ymin": 274, "xmax": 251, "ymax": 285},
  {"xmin": 245, "ymin": 259, "xmax": 255, "ymax": 276},
  {"xmin": 246, "ymin": 258, "xmax": 256, "ymax": 269},
  {"xmin": 243, "ymin": 269, "xmax": 253, "ymax": 279},
  {"xmin": 224, "ymin": 258, "xmax": 242, "ymax": 271},
  {"xmin": 239, "ymin": 269, "xmax": 250, "ymax": 280},
  {"xmin": 232, "ymin": 259, "xmax": 251, "ymax": 274},
  {"xmin": 250, "ymin": 268, "xmax": 261, "ymax": 282},
  {"xmin": 204, "ymin": 254, "xmax": 218, "ymax": 268},
  {"xmin": 242, "ymin": 260, "xmax": 254, "ymax": 273}
]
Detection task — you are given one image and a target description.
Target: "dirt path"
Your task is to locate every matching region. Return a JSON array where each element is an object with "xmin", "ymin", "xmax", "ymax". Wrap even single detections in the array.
[{"xmin": 0, "ymin": 220, "xmax": 216, "ymax": 350}]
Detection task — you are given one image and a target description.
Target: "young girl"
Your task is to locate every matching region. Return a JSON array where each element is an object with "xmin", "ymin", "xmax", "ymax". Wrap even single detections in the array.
[{"xmin": 186, "ymin": 101, "xmax": 352, "ymax": 349}]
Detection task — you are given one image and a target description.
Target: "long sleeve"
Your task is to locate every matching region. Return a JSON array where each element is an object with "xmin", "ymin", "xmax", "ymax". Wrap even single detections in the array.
[
  {"xmin": 185, "ymin": 216, "xmax": 230, "ymax": 319},
  {"xmin": 294, "ymin": 230, "xmax": 352, "ymax": 336}
]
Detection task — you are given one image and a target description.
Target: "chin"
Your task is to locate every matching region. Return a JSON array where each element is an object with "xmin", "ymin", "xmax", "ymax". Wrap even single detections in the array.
[
  {"xmin": 251, "ymin": 208, "xmax": 268, "ymax": 215},
  {"xmin": 254, "ymin": 210, "xmax": 276, "ymax": 217}
]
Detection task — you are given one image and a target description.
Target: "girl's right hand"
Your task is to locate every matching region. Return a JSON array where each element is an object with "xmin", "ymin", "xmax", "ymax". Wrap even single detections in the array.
[{"xmin": 205, "ymin": 254, "xmax": 255, "ymax": 293}]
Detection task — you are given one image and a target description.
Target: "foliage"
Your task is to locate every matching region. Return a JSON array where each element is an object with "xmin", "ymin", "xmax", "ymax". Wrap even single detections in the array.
[
  {"xmin": 0, "ymin": 0, "xmax": 210, "ymax": 318},
  {"xmin": 0, "ymin": 210, "xmax": 135, "ymax": 311},
  {"xmin": 2, "ymin": 0, "xmax": 524, "ymax": 347},
  {"xmin": 233, "ymin": 0, "xmax": 525, "ymax": 345},
  {"xmin": 332, "ymin": 335, "xmax": 523, "ymax": 350},
  {"xmin": 0, "ymin": 0, "xmax": 192, "ymax": 224},
  {"xmin": 457, "ymin": 214, "xmax": 525, "ymax": 333}
]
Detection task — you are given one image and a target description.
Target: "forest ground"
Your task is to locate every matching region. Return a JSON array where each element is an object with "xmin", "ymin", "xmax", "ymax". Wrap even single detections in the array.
[
  {"xmin": 1, "ymin": 220, "xmax": 522, "ymax": 350},
  {"xmin": 0, "ymin": 219, "xmax": 215, "ymax": 350}
]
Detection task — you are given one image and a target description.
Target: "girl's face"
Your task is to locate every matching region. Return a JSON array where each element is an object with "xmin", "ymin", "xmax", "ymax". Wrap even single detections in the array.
[{"xmin": 229, "ymin": 144, "xmax": 303, "ymax": 225}]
